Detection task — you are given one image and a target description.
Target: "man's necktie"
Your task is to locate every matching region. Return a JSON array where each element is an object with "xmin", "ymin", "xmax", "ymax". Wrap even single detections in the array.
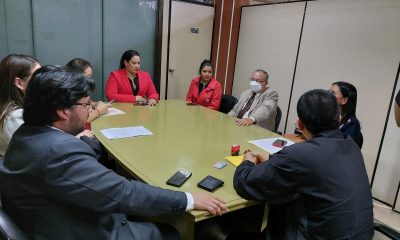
[{"xmin": 237, "ymin": 92, "xmax": 256, "ymax": 119}]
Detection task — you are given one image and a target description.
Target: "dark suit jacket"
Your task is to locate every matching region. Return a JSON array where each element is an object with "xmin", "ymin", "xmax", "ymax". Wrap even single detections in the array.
[
  {"xmin": 234, "ymin": 130, "xmax": 373, "ymax": 240},
  {"xmin": 0, "ymin": 124, "xmax": 187, "ymax": 240},
  {"xmin": 228, "ymin": 88, "xmax": 278, "ymax": 131}
]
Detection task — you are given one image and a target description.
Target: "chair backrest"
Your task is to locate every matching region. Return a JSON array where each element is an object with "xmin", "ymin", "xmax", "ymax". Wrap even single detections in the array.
[
  {"xmin": 219, "ymin": 95, "xmax": 238, "ymax": 114},
  {"xmin": 374, "ymin": 220, "xmax": 400, "ymax": 240},
  {"xmin": 0, "ymin": 207, "xmax": 29, "ymax": 240},
  {"xmin": 274, "ymin": 106, "xmax": 282, "ymax": 133}
]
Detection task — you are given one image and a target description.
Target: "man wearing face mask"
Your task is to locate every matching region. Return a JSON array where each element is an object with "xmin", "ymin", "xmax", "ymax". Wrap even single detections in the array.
[{"xmin": 228, "ymin": 69, "xmax": 278, "ymax": 131}]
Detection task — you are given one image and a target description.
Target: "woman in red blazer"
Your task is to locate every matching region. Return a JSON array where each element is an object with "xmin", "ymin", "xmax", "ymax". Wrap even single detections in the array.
[
  {"xmin": 106, "ymin": 50, "xmax": 159, "ymax": 106},
  {"xmin": 186, "ymin": 60, "xmax": 222, "ymax": 111}
]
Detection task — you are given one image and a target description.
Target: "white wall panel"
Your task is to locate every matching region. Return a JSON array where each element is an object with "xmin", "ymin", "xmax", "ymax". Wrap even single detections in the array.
[
  {"xmin": 233, "ymin": 2, "xmax": 305, "ymax": 132},
  {"xmin": 372, "ymin": 82, "xmax": 400, "ymax": 205},
  {"xmin": 286, "ymin": 0, "xmax": 400, "ymax": 180}
]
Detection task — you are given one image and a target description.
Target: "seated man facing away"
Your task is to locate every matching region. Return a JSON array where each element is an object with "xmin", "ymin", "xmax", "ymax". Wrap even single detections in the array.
[
  {"xmin": 228, "ymin": 69, "xmax": 278, "ymax": 131},
  {"xmin": 0, "ymin": 67, "xmax": 227, "ymax": 240},
  {"xmin": 233, "ymin": 89, "xmax": 373, "ymax": 240}
]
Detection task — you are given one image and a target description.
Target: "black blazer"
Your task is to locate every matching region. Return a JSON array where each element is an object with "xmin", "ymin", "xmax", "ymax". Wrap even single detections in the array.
[
  {"xmin": 0, "ymin": 124, "xmax": 187, "ymax": 240},
  {"xmin": 234, "ymin": 129, "xmax": 373, "ymax": 240}
]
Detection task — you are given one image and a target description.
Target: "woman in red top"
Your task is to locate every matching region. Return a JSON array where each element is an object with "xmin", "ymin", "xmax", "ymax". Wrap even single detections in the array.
[
  {"xmin": 186, "ymin": 60, "xmax": 222, "ymax": 110},
  {"xmin": 106, "ymin": 50, "xmax": 159, "ymax": 106}
]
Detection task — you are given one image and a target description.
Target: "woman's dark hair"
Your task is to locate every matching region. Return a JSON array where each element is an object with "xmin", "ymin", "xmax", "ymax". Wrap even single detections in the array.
[
  {"xmin": 66, "ymin": 58, "xmax": 92, "ymax": 73},
  {"xmin": 332, "ymin": 81, "xmax": 357, "ymax": 124},
  {"xmin": 0, "ymin": 54, "xmax": 39, "ymax": 127},
  {"xmin": 23, "ymin": 66, "xmax": 95, "ymax": 126},
  {"xmin": 297, "ymin": 89, "xmax": 339, "ymax": 135},
  {"xmin": 198, "ymin": 59, "xmax": 214, "ymax": 75},
  {"xmin": 119, "ymin": 50, "xmax": 141, "ymax": 69}
]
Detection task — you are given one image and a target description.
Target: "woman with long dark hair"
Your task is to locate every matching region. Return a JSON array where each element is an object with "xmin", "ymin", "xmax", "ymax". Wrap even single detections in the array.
[
  {"xmin": 106, "ymin": 50, "xmax": 159, "ymax": 106},
  {"xmin": 186, "ymin": 59, "xmax": 222, "ymax": 110},
  {"xmin": 0, "ymin": 54, "xmax": 41, "ymax": 157},
  {"xmin": 329, "ymin": 81, "xmax": 363, "ymax": 148}
]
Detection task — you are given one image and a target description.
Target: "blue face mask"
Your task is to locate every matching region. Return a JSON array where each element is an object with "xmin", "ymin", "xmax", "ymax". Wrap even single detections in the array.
[{"xmin": 250, "ymin": 81, "xmax": 262, "ymax": 93}]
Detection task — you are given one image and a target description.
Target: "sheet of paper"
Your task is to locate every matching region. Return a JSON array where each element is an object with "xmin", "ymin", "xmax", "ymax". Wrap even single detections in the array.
[
  {"xmin": 249, "ymin": 137, "xmax": 295, "ymax": 154},
  {"xmin": 225, "ymin": 156, "xmax": 244, "ymax": 167},
  {"xmin": 103, "ymin": 107, "xmax": 125, "ymax": 116},
  {"xmin": 100, "ymin": 126, "xmax": 153, "ymax": 140}
]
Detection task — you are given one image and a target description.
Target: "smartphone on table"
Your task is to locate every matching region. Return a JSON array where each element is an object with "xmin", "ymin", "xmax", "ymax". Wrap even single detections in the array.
[{"xmin": 272, "ymin": 139, "xmax": 287, "ymax": 148}]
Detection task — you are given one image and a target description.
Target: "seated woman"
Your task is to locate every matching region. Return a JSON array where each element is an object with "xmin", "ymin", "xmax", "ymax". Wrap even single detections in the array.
[
  {"xmin": 329, "ymin": 81, "xmax": 363, "ymax": 148},
  {"xmin": 66, "ymin": 58, "xmax": 109, "ymax": 122},
  {"xmin": 186, "ymin": 59, "xmax": 222, "ymax": 110},
  {"xmin": 106, "ymin": 50, "xmax": 159, "ymax": 106},
  {"xmin": 0, "ymin": 54, "xmax": 41, "ymax": 158}
]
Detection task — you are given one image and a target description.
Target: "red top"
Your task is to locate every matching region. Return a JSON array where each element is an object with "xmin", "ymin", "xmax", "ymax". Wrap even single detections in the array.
[
  {"xmin": 106, "ymin": 69, "xmax": 159, "ymax": 103},
  {"xmin": 186, "ymin": 77, "xmax": 222, "ymax": 111}
]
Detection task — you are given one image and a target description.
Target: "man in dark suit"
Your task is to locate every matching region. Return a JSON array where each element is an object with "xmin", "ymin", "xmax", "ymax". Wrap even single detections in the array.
[
  {"xmin": 233, "ymin": 89, "xmax": 373, "ymax": 239},
  {"xmin": 0, "ymin": 67, "xmax": 227, "ymax": 240},
  {"xmin": 228, "ymin": 69, "xmax": 278, "ymax": 131}
]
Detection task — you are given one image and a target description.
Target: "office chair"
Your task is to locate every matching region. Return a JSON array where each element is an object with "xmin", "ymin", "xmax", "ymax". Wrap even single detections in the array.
[
  {"xmin": 274, "ymin": 106, "xmax": 282, "ymax": 134},
  {"xmin": 219, "ymin": 95, "xmax": 238, "ymax": 114},
  {"xmin": 0, "ymin": 207, "xmax": 29, "ymax": 240},
  {"xmin": 374, "ymin": 220, "xmax": 400, "ymax": 240}
]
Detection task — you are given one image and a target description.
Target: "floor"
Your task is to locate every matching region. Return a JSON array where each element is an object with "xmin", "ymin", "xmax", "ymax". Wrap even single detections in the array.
[{"xmin": 373, "ymin": 200, "xmax": 400, "ymax": 239}]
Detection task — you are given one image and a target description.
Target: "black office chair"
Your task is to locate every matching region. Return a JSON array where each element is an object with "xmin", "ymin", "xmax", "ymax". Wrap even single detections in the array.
[
  {"xmin": 0, "ymin": 207, "xmax": 29, "ymax": 240},
  {"xmin": 274, "ymin": 106, "xmax": 282, "ymax": 134},
  {"xmin": 374, "ymin": 220, "xmax": 400, "ymax": 240},
  {"xmin": 219, "ymin": 95, "xmax": 238, "ymax": 114}
]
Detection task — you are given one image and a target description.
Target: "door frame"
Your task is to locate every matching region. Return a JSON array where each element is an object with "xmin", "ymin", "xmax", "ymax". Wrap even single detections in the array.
[{"xmin": 165, "ymin": 0, "xmax": 215, "ymax": 99}]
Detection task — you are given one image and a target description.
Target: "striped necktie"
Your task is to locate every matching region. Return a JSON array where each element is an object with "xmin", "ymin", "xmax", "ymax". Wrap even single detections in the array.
[{"xmin": 237, "ymin": 92, "xmax": 256, "ymax": 119}]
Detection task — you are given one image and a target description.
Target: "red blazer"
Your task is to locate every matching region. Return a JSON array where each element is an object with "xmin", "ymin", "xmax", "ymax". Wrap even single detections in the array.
[
  {"xmin": 186, "ymin": 77, "xmax": 222, "ymax": 111},
  {"xmin": 106, "ymin": 69, "xmax": 159, "ymax": 103}
]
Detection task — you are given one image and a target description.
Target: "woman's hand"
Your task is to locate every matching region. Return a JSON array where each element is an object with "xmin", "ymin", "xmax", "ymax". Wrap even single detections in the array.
[
  {"xmin": 148, "ymin": 99, "xmax": 157, "ymax": 106},
  {"xmin": 95, "ymin": 101, "xmax": 110, "ymax": 115},
  {"xmin": 135, "ymin": 96, "xmax": 145, "ymax": 102}
]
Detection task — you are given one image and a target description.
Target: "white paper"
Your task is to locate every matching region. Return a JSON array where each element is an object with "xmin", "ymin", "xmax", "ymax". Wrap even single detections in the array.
[
  {"xmin": 249, "ymin": 137, "xmax": 295, "ymax": 154},
  {"xmin": 101, "ymin": 126, "xmax": 153, "ymax": 140},
  {"xmin": 103, "ymin": 107, "xmax": 125, "ymax": 116}
]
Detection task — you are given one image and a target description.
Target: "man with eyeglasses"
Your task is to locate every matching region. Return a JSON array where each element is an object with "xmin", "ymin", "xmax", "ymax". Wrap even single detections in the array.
[
  {"xmin": 0, "ymin": 67, "xmax": 227, "ymax": 240},
  {"xmin": 228, "ymin": 69, "xmax": 278, "ymax": 131}
]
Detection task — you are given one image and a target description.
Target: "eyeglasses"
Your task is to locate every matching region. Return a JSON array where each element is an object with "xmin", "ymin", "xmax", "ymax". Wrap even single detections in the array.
[{"xmin": 73, "ymin": 102, "xmax": 92, "ymax": 110}]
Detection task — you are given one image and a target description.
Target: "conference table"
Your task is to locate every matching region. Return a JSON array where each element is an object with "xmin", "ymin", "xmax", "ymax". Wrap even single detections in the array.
[{"xmin": 91, "ymin": 100, "xmax": 279, "ymax": 239}]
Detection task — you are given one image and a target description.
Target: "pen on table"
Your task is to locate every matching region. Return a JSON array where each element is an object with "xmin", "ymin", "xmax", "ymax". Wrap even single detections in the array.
[{"xmin": 108, "ymin": 99, "xmax": 115, "ymax": 104}]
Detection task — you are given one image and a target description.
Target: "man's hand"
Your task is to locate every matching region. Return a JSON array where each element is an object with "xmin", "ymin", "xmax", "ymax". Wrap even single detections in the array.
[
  {"xmin": 76, "ymin": 129, "xmax": 94, "ymax": 139},
  {"xmin": 244, "ymin": 151, "xmax": 268, "ymax": 165},
  {"xmin": 235, "ymin": 118, "xmax": 254, "ymax": 126},
  {"xmin": 147, "ymin": 99, "xmax": 157, "ymax": 106},
  {"xmin": 192, "ymin": 192, "xmax": 228, "ymax": 216}
]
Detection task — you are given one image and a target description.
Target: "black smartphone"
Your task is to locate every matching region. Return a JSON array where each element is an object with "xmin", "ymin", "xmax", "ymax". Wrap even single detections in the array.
[
  {"xmin": 166, "ymin": 170, "xmax": 192, "ymax": 187},
  {"xmin": 272, "ymin": 139, "xmax": 287, "ymax": 148}
]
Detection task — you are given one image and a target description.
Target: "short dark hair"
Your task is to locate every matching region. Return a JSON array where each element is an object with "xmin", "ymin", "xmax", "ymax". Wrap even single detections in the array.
[
  {"xmin": 23, "ymin": 66, "xmax": 95, "ymax": 125},
  {"xmin": 297, "ymin": 89, "xmax": 339, "ymax": 135},
  {"xmin": 65, "ymin": 58, "xmax": 92, "ymax": 73},
  {"xmin": 198, "ymin": 59, "xmax": 214, "ymax": 75},
  {"xmin": 331, "ymin": 81, "xmax": 357, "ymax": 124},
  {"xmin": 254, "ymin": 69, "xmax": 269, "ymax": 82},
  {"xmin": 119, "ymin": 50, "xmax": 141, "ymax": 69}
]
